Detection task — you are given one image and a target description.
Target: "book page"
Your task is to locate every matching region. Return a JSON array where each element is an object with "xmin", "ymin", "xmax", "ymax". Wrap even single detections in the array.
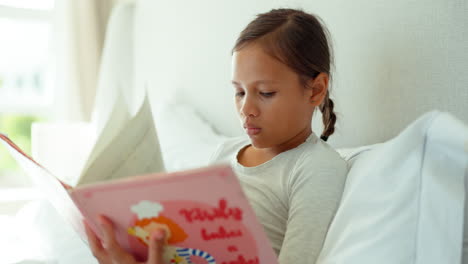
[
  {"xmin": 82, "ymin": 89, "xmax": 131, "ymax": 175},
  {"xmin": 0, "ymin": 133, "xmax": 86, "ymax": 242},
  {"xmin": 78, "ymin": 94, "xmax": 165, "ymax": 185},
  {"xmin": 31, "ymin": 122, "xmax": 96, "ymax": 187}
]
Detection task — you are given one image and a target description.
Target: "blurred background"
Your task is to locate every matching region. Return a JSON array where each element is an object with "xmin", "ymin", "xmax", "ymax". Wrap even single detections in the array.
[{"xmin": 0, "ymin": 0, "xmax": 126, "ymax": 214}]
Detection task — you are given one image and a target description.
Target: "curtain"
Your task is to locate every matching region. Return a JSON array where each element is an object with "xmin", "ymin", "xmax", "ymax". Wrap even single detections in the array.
[{"xmin": 53, "ymin": 0, "xmax": 124, "ymax": 121}]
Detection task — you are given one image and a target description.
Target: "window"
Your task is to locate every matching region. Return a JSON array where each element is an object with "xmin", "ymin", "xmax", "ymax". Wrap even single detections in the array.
[
  {"xmin": 0, "ymin": 1, "xmax": 55, "ymax": 111},
  {"xmin": 0, "ymin": 1, "xmax": 55, "ymax": 210}
]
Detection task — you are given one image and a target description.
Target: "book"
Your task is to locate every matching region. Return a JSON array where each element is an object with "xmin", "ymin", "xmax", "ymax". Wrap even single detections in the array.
[
  {"xmin": 0, "ymin": 95, "xmax": 278, "ymax": 263},
  {"xmin": 31, "ymin": 91, "xmax": 165, "ymax": 187},
  {"xmin": 74, "ymin": 91, "xmax": 165, "ymax": 186}
]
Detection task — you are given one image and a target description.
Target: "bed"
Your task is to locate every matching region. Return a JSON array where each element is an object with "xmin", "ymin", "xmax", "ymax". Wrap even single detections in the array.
[{"xmin": 4, "ymin": 0, "xmax": 468, "ymax": 263}]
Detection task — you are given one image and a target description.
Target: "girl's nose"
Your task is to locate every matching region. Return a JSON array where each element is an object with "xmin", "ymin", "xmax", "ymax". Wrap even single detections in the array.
[{"xmin": 241, "ymin": 95, "xmax": 260, "ymax": 118}]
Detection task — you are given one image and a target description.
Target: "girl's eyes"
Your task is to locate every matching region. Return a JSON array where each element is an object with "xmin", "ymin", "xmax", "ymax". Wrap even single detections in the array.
[
  {"xmin": 260, "ymin": 92, "xmax": 276, "ymax": 98},
  {"xmin": 235, "ymin": 91, "xmax": 245, "ymax": 97},
  {"xmin": 235, "ymin": 91, "xmax": 276, "ymax": 98}
]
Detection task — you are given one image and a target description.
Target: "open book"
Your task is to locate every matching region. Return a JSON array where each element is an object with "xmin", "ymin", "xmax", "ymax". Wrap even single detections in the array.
[
  {"xmin": 74, "ymin": 92, "xmax": 165, "ymax": 186},
  {"xmin": 0, "ymin": 96, "xmax": 278, "ymax": 263}
]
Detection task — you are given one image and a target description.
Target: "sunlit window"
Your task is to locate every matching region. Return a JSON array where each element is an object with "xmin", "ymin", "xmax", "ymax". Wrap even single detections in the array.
[
  {"xmin": 0, "ymin": 2, "xmax": 54, "ymax": 111},
  {"xmin": 0, "ymin": 0, "xmax": 54, "ymax": 10},
  {"xmin": 0, "ymin": 18, "xmax": 53, "ymax": 109},
  {"xmin": 0, "ymin": 1, "xmax": 54, "ymax": 192}
]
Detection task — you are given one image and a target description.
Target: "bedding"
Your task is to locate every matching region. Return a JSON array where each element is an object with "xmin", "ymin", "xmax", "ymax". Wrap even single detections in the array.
[
  {"xmin": 335, "ymin": 143, "xmax": 381, "ymax": 166},
  {"xmin": 0, "ymin": 200, "xmax": 96, "ymax": 264},
  {"xmin": 152, "ymin": 101, "xmax": 229, "ymax": 171},
  {"xmin": 317, "ymin": 111, "xmax": 468, "ymax": 264},
  {"xmin": 464, "ymin": 172, "xmax": 468, "ymax": 264}
]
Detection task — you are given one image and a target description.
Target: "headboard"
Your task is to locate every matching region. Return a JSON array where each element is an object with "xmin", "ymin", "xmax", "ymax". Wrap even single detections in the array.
[{"xmin": 95, "ymin": 0, "xmax": 468, "ymax": 148}]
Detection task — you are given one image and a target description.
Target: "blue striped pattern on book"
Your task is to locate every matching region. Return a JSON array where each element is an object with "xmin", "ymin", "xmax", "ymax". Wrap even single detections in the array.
[{"xmin": 176, "ymin": 247, "xmax": 216, "ymax": 264}]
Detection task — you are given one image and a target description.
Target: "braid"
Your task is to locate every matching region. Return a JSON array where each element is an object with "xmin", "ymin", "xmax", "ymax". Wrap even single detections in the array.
[{"xmin": 319, "ymin": 91, "xmax": 337, "ymax": 141}]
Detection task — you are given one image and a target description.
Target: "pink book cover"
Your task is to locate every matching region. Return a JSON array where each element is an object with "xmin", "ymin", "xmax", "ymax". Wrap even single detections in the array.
[
  {"xmin": 70, "ymin": 165, "xmax": 278, "ymax": 264},
  {"xmin": 0, "ymin": 133, "xmax": 278, "ymax": 264}
]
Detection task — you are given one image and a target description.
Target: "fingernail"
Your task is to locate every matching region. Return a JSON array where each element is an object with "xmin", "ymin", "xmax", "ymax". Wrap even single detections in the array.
[
  {"xmin": 98, "ymin": 215, "xmax": 106, "ymax": 226},
  {"xmin": 153, "ymin": 229, "xmax": 165, "ymax": 241},
  {"xmin": 97, "ymin": 216, "xmax": 108, "ymax": 242}
]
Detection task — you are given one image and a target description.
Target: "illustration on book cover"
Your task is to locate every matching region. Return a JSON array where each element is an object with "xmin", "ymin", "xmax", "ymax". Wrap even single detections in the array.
[{"xmin": 126, "ymin": 199, "xmax": 259, "ymax": 264}]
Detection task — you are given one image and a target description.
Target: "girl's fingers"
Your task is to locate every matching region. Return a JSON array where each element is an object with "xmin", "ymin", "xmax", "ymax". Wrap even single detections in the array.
[
  {"xmin": 83, "ymin": 220, "xmax": 108, "ymax": 261},
  {"xmin": 147, "ymin": 229, "xmax": 166, "ymax": 264},
  {"xmin": 98, "ymin": 215, "xmax": 135, "ymax": 263}
]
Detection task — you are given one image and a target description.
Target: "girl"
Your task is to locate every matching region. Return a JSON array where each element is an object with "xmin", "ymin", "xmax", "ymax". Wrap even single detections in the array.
[{"xmin": 85, "ymin": 8, "xmax": 348, "ymax": 264}]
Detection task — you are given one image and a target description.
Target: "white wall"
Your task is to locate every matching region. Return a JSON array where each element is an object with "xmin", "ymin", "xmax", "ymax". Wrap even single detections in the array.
[
  {"xmin": 132, "ymin": 0, "xmax": 467, "ymax": 147},
  {"xmin": 306, "ymin": 0, "xmax": 468, "ymax": 147}
]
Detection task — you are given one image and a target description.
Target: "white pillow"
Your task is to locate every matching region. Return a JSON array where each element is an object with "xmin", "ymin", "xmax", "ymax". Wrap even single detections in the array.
[
  {"xmin": 317, "ymin": 111, "xmax": 468, "ymax": 264},
  {"xmin": 8, "ymin": 200, "xmax": 97, "ymax": 264},
  {"xmin": 153, "ymin": 101, "xmax": 229, "ymax": 172},
  {"xmin": 336, "ymin": 143, "xmax": 382, "ymax": 166}
]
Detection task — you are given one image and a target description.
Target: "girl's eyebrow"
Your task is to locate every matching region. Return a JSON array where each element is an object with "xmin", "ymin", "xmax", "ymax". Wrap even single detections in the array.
[{"xmin": 231, "ymin": 80, "xmax": 278, "ymax": 86}]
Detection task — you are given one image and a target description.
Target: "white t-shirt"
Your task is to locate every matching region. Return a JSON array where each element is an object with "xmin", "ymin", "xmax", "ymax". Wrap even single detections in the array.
[{"xmin": 209, "ymin": 132, "xmax": 348, "ymax": 264}]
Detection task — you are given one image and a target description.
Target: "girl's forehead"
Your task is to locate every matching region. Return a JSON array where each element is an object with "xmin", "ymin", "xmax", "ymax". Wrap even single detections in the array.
[
  {"xmin": 232, "ymin": 43, "xmax": 276, "ymax": 66},
  {"xmin": 232, "ymin": 45, "xmax": 297, "ymax": 85}
]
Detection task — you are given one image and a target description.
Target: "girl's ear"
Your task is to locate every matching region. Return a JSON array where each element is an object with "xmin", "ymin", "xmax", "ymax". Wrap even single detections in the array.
[{"xmin": 307, "ymin": 72, "xmax": 329, "ymax": 107}]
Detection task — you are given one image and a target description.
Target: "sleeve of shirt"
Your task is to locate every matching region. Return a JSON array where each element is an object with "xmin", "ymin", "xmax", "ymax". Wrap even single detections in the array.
[{"xmin": 278, "ymin": 155, "xmax": 348, "ymax": 264}]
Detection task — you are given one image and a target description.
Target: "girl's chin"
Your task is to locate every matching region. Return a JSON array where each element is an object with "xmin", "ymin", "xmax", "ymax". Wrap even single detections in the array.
[{"xmin": 248, "ymin": 138, "xmax": 272, "ymax": 149}]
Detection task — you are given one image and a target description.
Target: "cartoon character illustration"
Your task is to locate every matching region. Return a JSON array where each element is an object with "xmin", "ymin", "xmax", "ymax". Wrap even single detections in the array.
[{"xmin": 128, "ymin": 200, "xmax": 216, "ymax": 264}]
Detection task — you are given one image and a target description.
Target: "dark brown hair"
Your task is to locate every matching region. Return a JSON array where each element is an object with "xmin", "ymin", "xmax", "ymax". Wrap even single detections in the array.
[{"xmin": 232, "ymin": 8, "xmax": 337, "ymax": 141}]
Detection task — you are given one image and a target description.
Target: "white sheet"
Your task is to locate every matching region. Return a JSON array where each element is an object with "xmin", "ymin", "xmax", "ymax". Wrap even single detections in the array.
[
  {"xmin": 317, "ymin": 111, "xmax": 467, "ymax": 264},
  {"xmin": 0, "ymin": 200, "xmax": 96, "ymax": 264}
]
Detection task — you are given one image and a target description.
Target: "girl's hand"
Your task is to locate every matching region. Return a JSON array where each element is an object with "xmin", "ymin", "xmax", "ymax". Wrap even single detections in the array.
[{"xmin": 84, "ymin": 215, "xmax": 166, "ymax": 264}]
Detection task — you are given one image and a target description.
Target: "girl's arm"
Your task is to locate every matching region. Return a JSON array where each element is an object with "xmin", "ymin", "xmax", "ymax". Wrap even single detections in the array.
[{"xmin": 278, "ymin": 158, "xmax": 348, "ymax": 264}]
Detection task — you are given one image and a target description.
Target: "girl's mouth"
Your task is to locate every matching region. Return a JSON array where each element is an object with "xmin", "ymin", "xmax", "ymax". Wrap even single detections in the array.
[{"xmin": 245, "ymin": 127, "xmax": 261, "ymax": 135}]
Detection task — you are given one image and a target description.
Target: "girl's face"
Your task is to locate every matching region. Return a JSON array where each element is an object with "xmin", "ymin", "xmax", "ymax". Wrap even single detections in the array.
[{"xmin": 231, "ymin": 43, "xmax": 322, "ymax": 149}]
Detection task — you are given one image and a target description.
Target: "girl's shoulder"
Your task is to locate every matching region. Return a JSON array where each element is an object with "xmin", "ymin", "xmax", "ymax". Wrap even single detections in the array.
[
  {"xmin": 209, "ymin": 136, "xmax": 250, "ymax": 164},
  {"xmin": 285, "ymin": 133, "xmax": 348, "ymax": 168},
  {"xmin": 291, "ymin": 136, "xmax": 349, "ymax": 182}
]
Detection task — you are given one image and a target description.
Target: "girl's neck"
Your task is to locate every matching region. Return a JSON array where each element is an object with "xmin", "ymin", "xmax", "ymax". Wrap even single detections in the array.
[
  {"xmin": 238, "ymin": 127, "xmax": 312, "ymax": 167},
  {"xmin": 265, "ymin": 127, "xmax": 312, "ymax": 155}
]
